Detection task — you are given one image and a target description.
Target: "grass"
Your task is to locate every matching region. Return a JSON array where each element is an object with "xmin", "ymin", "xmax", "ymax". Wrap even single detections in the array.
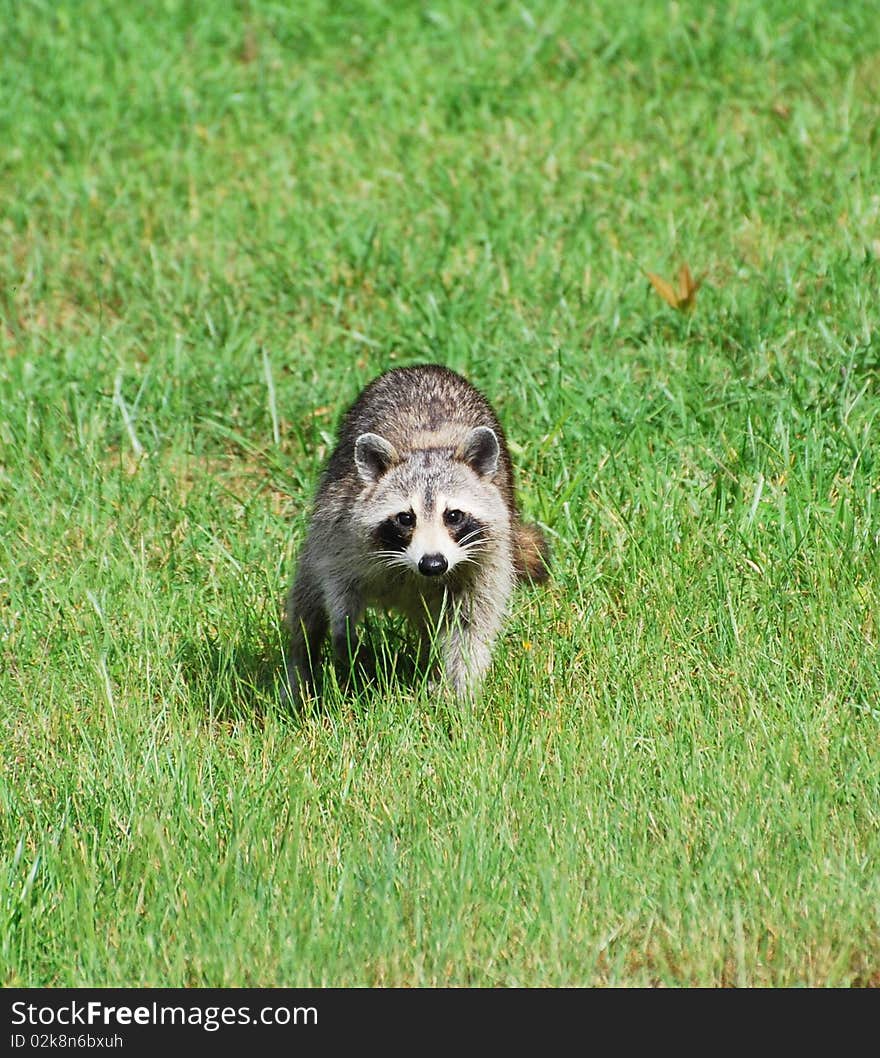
[{"xmin": 1, "ymin": 0, "xmax": 879, "ymax": 986}]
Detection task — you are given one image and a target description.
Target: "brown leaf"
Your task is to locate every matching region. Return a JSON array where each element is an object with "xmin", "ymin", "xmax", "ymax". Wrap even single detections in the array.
[
  {"xmin": 647, "ymin": 263, "xmax": 700, "ymax": 313},
  {"xmin": 676, "ymin": 262, "xmax": 700, "ymax": 311},
  {"xmin": 646, "ymin": 271, "xmax": 681, "ymax": 309}
]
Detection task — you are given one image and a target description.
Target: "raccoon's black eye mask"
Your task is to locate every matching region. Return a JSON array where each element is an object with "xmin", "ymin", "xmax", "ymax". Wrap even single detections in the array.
[
  {"xmin": 445, "ymin": 511, "xmax": 488, "ymax": 545},
  {"xmin": 375, "ymin": 515, "xmax": 414, "ymax": 552}
]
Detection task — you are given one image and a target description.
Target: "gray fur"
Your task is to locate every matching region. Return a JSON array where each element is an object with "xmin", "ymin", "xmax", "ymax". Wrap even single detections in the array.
[{"xmin": 285, "ymin": 364, "xmax": 547, "ymax": 701}]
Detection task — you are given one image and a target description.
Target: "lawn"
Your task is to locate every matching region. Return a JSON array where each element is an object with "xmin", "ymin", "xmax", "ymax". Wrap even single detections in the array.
[{"xmin": 1, "ymin": 0, "xmax": 878, "ymax": 986}]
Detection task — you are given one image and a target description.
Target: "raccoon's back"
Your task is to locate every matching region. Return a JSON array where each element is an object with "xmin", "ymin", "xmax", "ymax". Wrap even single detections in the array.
[
  {"xmin": 324, "ymin": 364, "xmax": 516, "ymax": 505},
  {"xmin": 339, "ymin": 365, "xmax": 505, "ymax": 449}
]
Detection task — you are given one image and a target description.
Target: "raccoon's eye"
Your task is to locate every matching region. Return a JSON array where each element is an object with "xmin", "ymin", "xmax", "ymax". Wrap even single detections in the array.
[
  {"xmin": 395, "ymin": 511, "xmax": 415, "ymax": 528},
  {"xmin": 444, "ymin": 509, "xmax": 465, "ymax": 526}
]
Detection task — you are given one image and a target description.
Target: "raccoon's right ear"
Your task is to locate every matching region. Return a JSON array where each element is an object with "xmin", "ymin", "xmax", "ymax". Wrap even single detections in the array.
[
  {"xmin": 457, "ymin": 426, "xmax": 499, "ymax": 478},
  {"xmin": 354, "ymin": 432, "xmax": 399, "ymax": 484}
]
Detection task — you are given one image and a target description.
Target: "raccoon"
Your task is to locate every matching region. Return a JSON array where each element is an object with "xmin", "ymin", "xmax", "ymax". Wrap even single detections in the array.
[{"xmin": 284, "ymin": 364, "xmax": 549, "ymax": 700}]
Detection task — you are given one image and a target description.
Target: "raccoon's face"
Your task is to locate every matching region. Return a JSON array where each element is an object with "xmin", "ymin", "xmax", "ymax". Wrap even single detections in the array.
[
  {"xmin": 352, "ymin": 427, "xmax": 507, "ymax": 580},
  {"xmin": 370, "ymin": 488, "xmax": 489, "ymax": 579}
]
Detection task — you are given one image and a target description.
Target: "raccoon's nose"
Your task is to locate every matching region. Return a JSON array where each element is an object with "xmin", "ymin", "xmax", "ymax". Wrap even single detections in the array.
[{"xmin": 418, "ymin": 553, "xmax": 448, "ymax": 577}]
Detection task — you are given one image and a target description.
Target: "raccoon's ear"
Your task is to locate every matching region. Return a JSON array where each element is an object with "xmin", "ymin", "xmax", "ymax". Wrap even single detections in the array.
[
  {"xmin": 354, "ymin": 432, "xmax": 399, "ymax": 484},
  {"xmin": 457, "ymin": 426, "xmax": 500, "ymax": 478}
]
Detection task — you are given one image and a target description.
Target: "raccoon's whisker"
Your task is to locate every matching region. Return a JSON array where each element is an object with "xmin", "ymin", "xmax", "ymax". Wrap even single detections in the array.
[
  {"xmin": 454, "ymin": 544, "xmax": 488, "ymax": 563},
  {"xmin": 372, "ymin": 551, "xmax": 414, "ymax": 571},
  {"xmin": 455, "ymin": 548, "xmax": 483, "ymax": 562},
  {"xmin": 452, "ymin": 552, "xmax": 486, "ymax": 570}
]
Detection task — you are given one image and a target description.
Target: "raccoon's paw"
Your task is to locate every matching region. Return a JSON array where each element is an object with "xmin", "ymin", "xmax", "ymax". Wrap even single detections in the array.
[
  {"xmin": 281, "ymin": 657, "xmax": 319, "ymax": 710},
  {"xmin": 334, "ymin": 647, "xmax": 377, "ymax": 694},
  {"xmin": 425, "ymin": 665, "xmax": 482, "ymax": 703}
]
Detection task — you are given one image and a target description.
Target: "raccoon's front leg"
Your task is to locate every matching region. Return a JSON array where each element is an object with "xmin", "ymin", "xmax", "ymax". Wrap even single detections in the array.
[
  {"xmin": 439, "ymin": 574, "xmax": 512, "ymax": 697},
  {"xmin": 326, "ymin": 580, "xmax": 368, "ymax": 682},
  {"xmin": 285, "ymin": 564, "xmax": 329, "ymax": 701}
]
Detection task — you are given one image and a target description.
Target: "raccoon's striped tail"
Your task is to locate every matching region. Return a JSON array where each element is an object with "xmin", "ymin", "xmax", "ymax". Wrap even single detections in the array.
[{"xmin": 513, "ymin": 521, "xmax": 550, "ymax": 585}]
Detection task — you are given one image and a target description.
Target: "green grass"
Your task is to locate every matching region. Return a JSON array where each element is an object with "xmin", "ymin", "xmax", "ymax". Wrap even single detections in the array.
[{"xmin": 2, "ymin": 0, "xmax": 879, "ymax": 986}]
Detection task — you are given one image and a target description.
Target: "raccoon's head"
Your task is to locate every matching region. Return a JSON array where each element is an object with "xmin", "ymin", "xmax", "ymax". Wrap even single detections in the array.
[{"xmin": 352, "ymin": 426, "xmax": 507, "ymax": 580}]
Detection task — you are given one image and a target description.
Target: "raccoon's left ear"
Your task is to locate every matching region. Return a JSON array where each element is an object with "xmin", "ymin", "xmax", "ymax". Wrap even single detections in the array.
[
  {"xmin": 457, "ymin": 426, "xmax": 499, "ymax": 478},
  {"xmin": 355, "ymin": 432, "xmax": 399, "ymax": 484}
]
